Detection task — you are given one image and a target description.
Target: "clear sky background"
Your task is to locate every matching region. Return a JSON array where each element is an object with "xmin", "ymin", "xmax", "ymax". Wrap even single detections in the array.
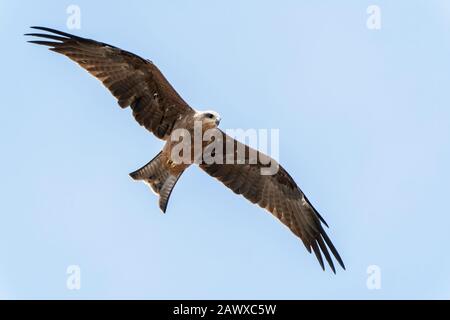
[{"xmin": 1, "ymin": 1, "xmax": 450, "ymax": 299}]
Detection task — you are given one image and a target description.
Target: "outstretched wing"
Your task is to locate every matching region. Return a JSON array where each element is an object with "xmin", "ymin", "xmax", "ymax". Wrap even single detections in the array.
[
  {"xmin": 26, "ymin": 26, "xmax": 194, "ymax": 139},
  {"xmin": 199, "ymin": 129, "xmax": 345, "ymax": 273}
]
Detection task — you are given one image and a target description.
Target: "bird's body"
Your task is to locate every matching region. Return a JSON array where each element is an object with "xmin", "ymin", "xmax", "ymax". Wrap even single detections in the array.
[{"xmin": 27, "ymin": 26, "xmax": 345, "ymax": 273}]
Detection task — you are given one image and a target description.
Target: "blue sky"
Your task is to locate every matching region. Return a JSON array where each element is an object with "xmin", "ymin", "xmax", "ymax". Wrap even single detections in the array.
[{"xmin": 1, "ymin": 0, "xmax": 450, "ymax": 299}]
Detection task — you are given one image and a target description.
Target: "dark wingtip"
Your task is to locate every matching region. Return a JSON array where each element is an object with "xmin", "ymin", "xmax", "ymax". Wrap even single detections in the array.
[
  {"xmin": 331, "ymin": 246, "xmax": 345, "ymax": 270},
  {"xmin": 319, "ymin": 226, "xmax": 346, "ymax": 271},
  {"xmin": 26, "ymin": 40, "xmax": 57, "ymax": 47},
  {"xmin": 318, "ymin": 214, "xmax": 329, "ymax": 228},
  {"xmin": 30, "ymin": 26, "xmax": 60, "ymax": 32},
  {"xmin": 317, "ymin": 236, "xmax": 336, "ymax": 274},
  {"xmin": 303, "ymin": 194, "xmax": 329, "ymax": 228},
  {"xmin": 311, "ymin": 242, "xmax": 325, "ymax": 271},
  {"xmin": 328, "ymin": 264, "xmax": 336, "ymax": 274}
]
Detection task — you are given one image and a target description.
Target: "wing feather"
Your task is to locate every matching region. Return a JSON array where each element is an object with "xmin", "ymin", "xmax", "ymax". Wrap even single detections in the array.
[{"xmin": 26, "ymin": 26, "xmax": 194, "ymax": 139}]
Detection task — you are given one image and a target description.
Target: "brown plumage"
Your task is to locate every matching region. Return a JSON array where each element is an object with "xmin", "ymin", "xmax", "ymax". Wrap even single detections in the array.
[
  {"xmin": 26, "ymin": 26, "xmax": 345, "ymax": 273},
  {"xmin": 27, "ymin": 26, "xmax": 194, "ymax": 139}
]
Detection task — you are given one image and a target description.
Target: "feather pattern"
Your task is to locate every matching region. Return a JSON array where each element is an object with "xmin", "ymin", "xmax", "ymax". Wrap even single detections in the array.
[
  {"xmin": 199, "ymin": 129, "xmax": 345, "ymax": 272},
  {"xmin": 26, "ymin": 26, "xmax": 194, "ymax": 140}
]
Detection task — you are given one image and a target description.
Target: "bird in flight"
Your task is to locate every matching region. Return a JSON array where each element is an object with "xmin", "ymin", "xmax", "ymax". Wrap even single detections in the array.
[{"xmin": 26, "ymin": 26, "xmax": 345, "ymax": 273}]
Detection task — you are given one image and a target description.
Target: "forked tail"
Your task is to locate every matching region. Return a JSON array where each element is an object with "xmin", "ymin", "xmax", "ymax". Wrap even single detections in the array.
[{"xmin": 129, "ymin": 152, "xmax": 184, "ymax": 213}]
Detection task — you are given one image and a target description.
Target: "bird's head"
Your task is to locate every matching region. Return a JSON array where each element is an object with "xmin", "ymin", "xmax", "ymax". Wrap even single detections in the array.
[{"xmin": 195, "ymin": 110, "xmax": 221, "ymax": 127}]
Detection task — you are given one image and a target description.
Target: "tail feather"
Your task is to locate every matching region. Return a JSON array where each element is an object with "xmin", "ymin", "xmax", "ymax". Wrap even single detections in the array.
[
  {"xmin": 159, "ymin": 174, "xmax": 183, "ymax": 213},
  {"xmin": 130, "ymin": 152, "xmax": 184, "ymax": 212}
]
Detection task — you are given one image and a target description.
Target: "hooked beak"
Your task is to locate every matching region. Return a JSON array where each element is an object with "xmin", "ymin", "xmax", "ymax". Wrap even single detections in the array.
[{"xmin": 215, "ymin": 116, "xmax": 221, "ymax": 126}]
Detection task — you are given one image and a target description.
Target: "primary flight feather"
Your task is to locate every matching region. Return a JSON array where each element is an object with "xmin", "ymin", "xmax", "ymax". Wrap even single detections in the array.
[{"xmin": 26, "ymin": 26, "xmax": 345, "ymax": 273}]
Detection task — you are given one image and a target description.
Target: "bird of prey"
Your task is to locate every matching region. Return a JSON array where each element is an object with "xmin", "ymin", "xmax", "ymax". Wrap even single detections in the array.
[{"xmin": 26, "ymin": 26, "xmax": 345, "ymax": 273}]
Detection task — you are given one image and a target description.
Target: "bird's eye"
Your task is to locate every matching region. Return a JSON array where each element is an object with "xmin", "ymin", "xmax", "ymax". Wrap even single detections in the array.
[{"xmin": 206, "ymin": 113, "xmax": 214, "ymax": 119}]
